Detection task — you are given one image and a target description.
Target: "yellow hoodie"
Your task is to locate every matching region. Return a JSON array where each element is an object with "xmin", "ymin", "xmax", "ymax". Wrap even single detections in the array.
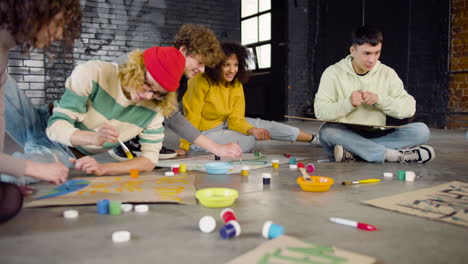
[{"xmin": 314, "ymin": 55, "xmax": 415, "ymax": 126}]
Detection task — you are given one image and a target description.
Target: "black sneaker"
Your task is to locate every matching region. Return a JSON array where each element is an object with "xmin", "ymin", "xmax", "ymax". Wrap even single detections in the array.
[
  {"xmin": 159, "ymin": 146, "xmax": 177, "ymax": 159},
  {"xmin": 108, "ymin": 141, "xmax": 177, "ymax": 161},
  {"xmin": 398, "ymin": 145, "xmax": 435, "ymax": 164}
]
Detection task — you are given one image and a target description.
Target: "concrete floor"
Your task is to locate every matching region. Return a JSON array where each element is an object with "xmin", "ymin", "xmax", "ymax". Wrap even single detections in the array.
[{"xmin": 1, "ymin": 121, "xmax": 467, "ymax": 264}]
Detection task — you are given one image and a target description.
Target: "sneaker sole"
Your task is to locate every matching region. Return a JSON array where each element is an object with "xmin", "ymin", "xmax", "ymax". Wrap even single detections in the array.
[
  {"xmin": 108, "ymin": 149, "xmax": 129, "ymax": 162},
  {"xmin": 159, "ymin": 152, "xmax": 177, "ymax": 160},
  {"xmin": 334, "ymin": 145, "xmax": 344, "ymax": 162}
]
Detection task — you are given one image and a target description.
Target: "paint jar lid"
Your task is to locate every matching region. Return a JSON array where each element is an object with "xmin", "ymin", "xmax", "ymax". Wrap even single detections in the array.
[
  {"xmin": 165, "ymin": 171, "xmax": 175, "ymax": 176},
  {"xmin": 262, "ymin": 173, "xmax": 272, "ymax": 179},
  {"xmin": 135, "ymin": 204, "xmax": 149, "ymax": 213},
  {"xmin": 271, "ymin": 160, "xmax": 279, "ymax": 163},
  {"xmin": 112, "ymin": 231, "xmax": 131, "ymax": 243},
  {"xmin": 199, "ymin": 216, "xmax": 216, "ymax": 233},
  {"xmin": 172, "ymin": 164, "xmax": 180, "ymax": 168},
  {"xmin": 63, "ymin": 210, "xmax": 79, "ymax": 219},
  {"xmin": 383, "ymin": 172, "xmax": 393, "ymax": 177},
  {"xmin": 121, "ymin": 204, "xmax": 133, "ymax": 212},
  {"xmin": 241, "ymin": 166, "xmax": 249, "ymax": 170}
]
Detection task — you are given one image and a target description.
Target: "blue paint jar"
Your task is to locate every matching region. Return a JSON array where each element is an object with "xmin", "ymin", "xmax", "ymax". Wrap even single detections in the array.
[
  {"xmin": 262, "ymin": 221, "xmax": 284, "ymax": 239},
  {"xmin": 219, "ymin": 220, "xmax": 241, "ymax": 239},
  {"xmin": 97, "ymin": 199, "xmax": 109, "ymax": 215}
]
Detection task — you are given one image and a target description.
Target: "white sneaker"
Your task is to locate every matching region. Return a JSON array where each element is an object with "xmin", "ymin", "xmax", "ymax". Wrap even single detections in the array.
[
  {"xmin": 334, "ymin": 145, "xmax": 355, "ymax": 162},
  {"xmin": 398, "ymin": 145, "xmax": 435, "ymax": 164}
]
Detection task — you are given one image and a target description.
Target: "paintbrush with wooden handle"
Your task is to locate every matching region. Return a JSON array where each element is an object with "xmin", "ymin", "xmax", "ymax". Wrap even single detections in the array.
[{"xmin": 297, "ymin": 162, "xmax": 312, "ymax": 181}]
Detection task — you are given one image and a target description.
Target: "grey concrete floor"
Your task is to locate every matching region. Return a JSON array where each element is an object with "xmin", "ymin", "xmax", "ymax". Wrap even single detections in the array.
[{"xmin": 1, "ymin": 121, "xmax": 467, "ymax": 264}]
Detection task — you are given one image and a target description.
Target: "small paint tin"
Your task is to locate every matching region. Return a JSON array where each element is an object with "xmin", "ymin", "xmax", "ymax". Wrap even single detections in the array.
[
  {"xmin": 172, "ymin": 164, "xmax": 180, "ymax": 173},
  {"xmin": 271, "ymin": 160, "xmax": 279, "ymax": 169},
  {"xmin": 405, "ymin": 171, "xmax": 416, "ymax": 182},
  {"xmin": 220, "ymin": 208, "xmax": 237, "ymax": 224},
  {"xmin": 306, "ymin": 163, "xmax": 315, "ymax": 173},
  {"xmin": 130, "ymin": 169, "xmax": 139, "ymax": 179},
  {"xmin": 214, "ymin": 155, "xmax": 221, "ymax": 160},
  {"xmin": 383, "ymin": 172, "xmax": 393, "ymax": 178},
  {"xmin": 289, "ymin": 157, "xmax": 296, "ymax": 165},
  {"xmin": 97, "ymin": 199, "xmax": 110, "ymax": 215},
  {"xmin": 262, "ymin": 221, "xmax": 284, "ymax": 239},
  {"xmin": 262, "ymin": 173, "xmax": 271, "ymax": 185},
  {"xmin": 109, "ymin": 201, "xmax": 122, "ymax": 216},
  {"xmin": 219, "ymin": 220, "xmax": 241, "ymax": 239},
  {"xmin": 254, "ymin": 151, "xmax": 261, "ymax": 157},
  {"xmin": 179, "ymin": 163, "xmax": 187, "ymax": 173},
  {"xmin": 397, "ymin": 170, "xmax": 406, "ymax": 181},
  {"xmin": 120, "ymin": 203, "xmax": 133, "ymax": 213},
  {"xmin": 241, "ymin": 166, "xmax": 249, "ymax": 176}
]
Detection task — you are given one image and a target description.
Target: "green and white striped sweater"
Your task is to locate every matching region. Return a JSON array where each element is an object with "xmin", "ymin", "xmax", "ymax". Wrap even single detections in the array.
[{"xmin": 46, "ymin": 60, "xmax": 164, "ymax": 164}]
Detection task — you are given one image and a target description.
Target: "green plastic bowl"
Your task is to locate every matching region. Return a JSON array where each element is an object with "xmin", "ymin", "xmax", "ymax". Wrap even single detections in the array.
[{"xmin": 196, "ymin": 188, "xmax": 239, "ymax": 208}]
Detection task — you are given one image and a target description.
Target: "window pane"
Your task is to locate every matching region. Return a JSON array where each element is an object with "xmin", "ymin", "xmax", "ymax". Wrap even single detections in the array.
[
  {"xmin": 258, "ymin": 13, "xmax": 271, "ymax": 42},
  {"xmin": 259, "ymin": 0, "xmax": 271, "ymax": 12},
  {"xmin": 241, "ymin": 0, "xmax": 258, "ymax": 18},
  {"xmin": 241, "ymin": 17, "xmax": 258, "ymax": 45},
  {"xmin": 256, "ymin": 44, "xmax": 271, "ymax": 69},
  {"xmin": 247, "ymin": 48, "xmax": 256, "ymax": 70}
]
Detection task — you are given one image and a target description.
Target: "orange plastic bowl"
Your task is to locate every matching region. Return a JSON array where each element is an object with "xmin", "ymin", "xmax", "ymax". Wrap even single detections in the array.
[{"xmin": 296, "ymin": 176, "xmax": 334, "ymax": 192}]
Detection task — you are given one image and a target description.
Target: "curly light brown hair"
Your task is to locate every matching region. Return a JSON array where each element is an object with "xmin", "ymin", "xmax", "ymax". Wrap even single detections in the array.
[
  {"xmin": 0, "ymin": 0, "xmax": 82, "ymax": 52},
  {"xmin": 173, "ymin": 24, "xmax": 223, "ymax": 67},
  {"xmin": 119, "ymin": 50, "xmax": 178, "ymax": 117},
  {"xmin": 205, "ymin": 42, "xmax": 251, "ymax": 86}
]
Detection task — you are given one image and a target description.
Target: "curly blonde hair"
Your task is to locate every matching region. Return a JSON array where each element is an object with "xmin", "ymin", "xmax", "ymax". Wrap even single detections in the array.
[
  {"xmin": 173, "ymin": 24, "xmax": 223, "ymax": 67},
  {"xmin": 119, "ymin": 50, "xmax": 178, "ymax": 117}
]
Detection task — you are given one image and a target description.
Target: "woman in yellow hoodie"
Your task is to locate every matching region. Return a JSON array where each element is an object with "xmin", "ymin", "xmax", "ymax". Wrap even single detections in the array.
[{"xmin": 178, "ymin": 42, "xmax": 318, "ymax": 154}]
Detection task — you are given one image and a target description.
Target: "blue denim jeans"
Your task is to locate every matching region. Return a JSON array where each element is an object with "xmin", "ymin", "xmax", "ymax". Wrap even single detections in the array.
[
  {"xmin": 319, "ymin": 122, "xmax": 430, "ymax": 163},
  {"xmin": 190, "ymin": 117, "xmax": 300, "ymax": 153},
  {"xmin": 1, "ymin": 75, "xmax": 75, "ymax": 185}
]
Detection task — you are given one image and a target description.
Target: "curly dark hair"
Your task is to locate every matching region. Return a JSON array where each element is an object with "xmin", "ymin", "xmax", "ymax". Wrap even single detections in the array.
[
  {"xmin": 173, "ymin": 24, "xmax": 223, "ymax": 67},
  {"xmin": 0, "ymin": 0, "xmax": 82, "ymax": 52},
  {"xmin": 205, "ymin": 42, "xmax": 250, "ymax": 85}
]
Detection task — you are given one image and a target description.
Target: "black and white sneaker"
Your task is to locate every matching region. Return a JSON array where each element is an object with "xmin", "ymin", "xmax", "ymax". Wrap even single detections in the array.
[
  {"xmin": 398, "ymin": 145, "xmax": 435, "ymax": 164},
  {"xmin": 159, "ymin": 146, "xmax": 177, "ymax": 159},
  {"xmin": 108, "ymin": 137, "xmax": 177, "ymax": 161},
  {"xmin": 334, "ymin": 145, "xmax": 355, "ymax": 162}
]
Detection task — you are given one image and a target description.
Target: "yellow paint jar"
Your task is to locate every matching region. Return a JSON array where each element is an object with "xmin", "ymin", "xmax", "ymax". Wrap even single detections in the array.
[
  {"xmin": 271, "ymin": 160, "xmax": 279, "ymax": 169},
  {"xmin": 179, "ymin": 163, "xmax": 187, "ymax": 173},
  {"xmin": 241, "ymin": 166, "xmax": 249, "ymax": 176}
]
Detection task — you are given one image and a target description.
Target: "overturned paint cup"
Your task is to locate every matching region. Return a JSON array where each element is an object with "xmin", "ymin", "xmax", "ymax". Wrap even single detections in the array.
[{"xmin": 262, "ymin": 221, "xmax": 284, "ymax": 239}]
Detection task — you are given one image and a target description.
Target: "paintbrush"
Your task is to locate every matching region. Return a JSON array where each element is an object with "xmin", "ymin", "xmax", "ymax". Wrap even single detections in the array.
[
  {"xmin": 297, "ymin": 162, "xmax": 312, "ymax": 181},
  {"xmin": 342, "ymin": 179, "xmax": 381, "ymax": 185},
  {"xmin": 119, "ymin": 140, "xmax": 134, "ymax": 159},
  {"xmin": 53, "ymin": 153, "xmax": 70, "ymax": 190}
]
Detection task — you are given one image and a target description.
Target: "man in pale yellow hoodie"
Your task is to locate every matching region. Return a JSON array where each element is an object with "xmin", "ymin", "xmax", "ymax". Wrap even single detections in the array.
[{"xmin": 314, "ymin": 25, "xmax": 434, "ymax": 163}]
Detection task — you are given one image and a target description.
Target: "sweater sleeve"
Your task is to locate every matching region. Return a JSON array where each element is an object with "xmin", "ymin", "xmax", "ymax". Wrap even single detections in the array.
[
  {"xmin": 46, "ymin": 62, "xmax": 97, "ymax": 146},
  {"xmin": 374, "ymin": 70, "xmax": 416, "ymax": 119},
  {"xmin": 226, "ymin": 83, "xmax": 254, "ymax": 134},
  {"xmin": 179, "ymin": 76, "xmax": 209, "ymax": 151},
  {"xmin": 138, "ymin": 113, "xmax": 164, "ymax": 164},
  {"xmin": 314, "ymin": 67, "xmax": 356, "ymax": 121},
  {"xmin": 165, "ymin": 110, "xmax": 201, "ymax": 143}
]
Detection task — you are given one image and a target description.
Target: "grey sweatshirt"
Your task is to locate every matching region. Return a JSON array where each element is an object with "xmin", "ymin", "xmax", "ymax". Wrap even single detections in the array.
[{"xmin": 0, "ymin": 29, "xmax": 26, "ymax": 178}]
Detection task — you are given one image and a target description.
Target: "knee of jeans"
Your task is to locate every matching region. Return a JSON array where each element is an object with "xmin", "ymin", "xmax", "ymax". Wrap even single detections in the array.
[
  {"xmin": 409, "ymin": 122, "xmax": 430, "ymax": 143},
  {"xmin": 318, "ymin": 123, "xmax": 342, "ymax": 144}
]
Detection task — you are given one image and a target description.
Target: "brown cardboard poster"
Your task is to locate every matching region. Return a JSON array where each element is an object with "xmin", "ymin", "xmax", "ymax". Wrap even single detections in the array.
[
  {"xmin": 25, "ymin": 174, "xmax": 196, "ymax": 208},
  {"xmin": 363, "ymin": 181, "xmax": 468, "ymax": 227},
  {"xmin": 228, "ymin": 235, "xmax": 376, "ymax": 264}
]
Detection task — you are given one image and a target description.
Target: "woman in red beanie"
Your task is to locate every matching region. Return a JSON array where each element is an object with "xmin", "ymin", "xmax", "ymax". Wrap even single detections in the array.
[{"xmin": 2, "ymin": 46, "xmax": 185, "ymax": 185}]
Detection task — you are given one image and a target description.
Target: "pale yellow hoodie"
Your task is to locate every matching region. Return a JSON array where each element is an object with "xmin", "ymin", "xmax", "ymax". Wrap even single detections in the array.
[{"xmin": 314, "ymin": 55, "xmax": 415, "ymax": 126}]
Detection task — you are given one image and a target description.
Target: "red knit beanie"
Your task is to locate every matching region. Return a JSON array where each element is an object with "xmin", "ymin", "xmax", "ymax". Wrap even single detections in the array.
[{"xmin": 143, "ymin": 46, "xmax": 185, "ymax": 92}]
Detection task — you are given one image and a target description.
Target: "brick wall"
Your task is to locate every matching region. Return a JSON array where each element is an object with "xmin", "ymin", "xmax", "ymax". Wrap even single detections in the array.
[
  {"xmin": 448, "ymin": 0, "xmax": 468, "ymax": 128},
  {"xmin": 7, "ymin": 0, "xmax": 239, "ymax": 105}
]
